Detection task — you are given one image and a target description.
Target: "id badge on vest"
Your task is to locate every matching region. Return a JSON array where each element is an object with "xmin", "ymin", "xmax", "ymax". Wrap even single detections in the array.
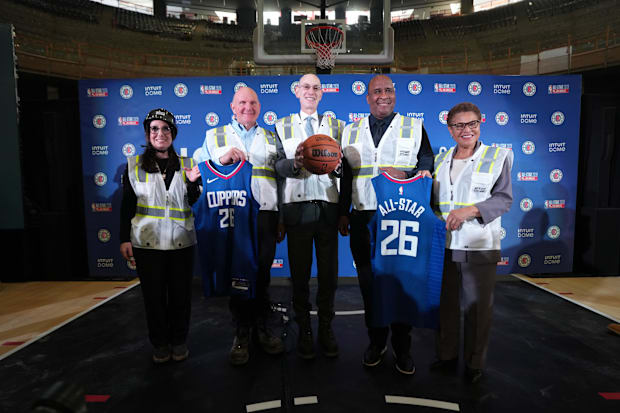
[{"xmin": 394, "ymin": 139, "xmax": 415, "ymax": 166}]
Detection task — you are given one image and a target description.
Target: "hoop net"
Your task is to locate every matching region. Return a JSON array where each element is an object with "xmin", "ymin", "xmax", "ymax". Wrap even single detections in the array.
[{"xmin": 305, "ymin": 25, "xmax": 344, "ymax": 69}]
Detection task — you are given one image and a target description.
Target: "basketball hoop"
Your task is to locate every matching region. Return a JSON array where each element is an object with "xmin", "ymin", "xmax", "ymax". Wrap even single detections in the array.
[{"xmin": 305, "ymin": 25, "xmax": 344, "ymax": 69}]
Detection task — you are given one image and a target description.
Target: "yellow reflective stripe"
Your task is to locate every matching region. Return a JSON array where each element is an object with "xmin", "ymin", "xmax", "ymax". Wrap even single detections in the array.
[
  {"xmin": 134, "ymin": 155, "xmax": 140, "ymax": 182},
  {"xmin": 455, "ymin": 202, "xmax": 474, "ymax": 206},
  {"xmin": 252, "ymin": 167, "xmax": 276, "ymax": 180},
  {"xmin": 488, "ymin": 147, "xmax": 500, "ymax": 174},
  {"xmin": 475, "ymin": 146, "xmax": 490, "ymax": 173},
  {"xmin": 433, "ymin": 148, "xmax": 453, "ymax": 178}
]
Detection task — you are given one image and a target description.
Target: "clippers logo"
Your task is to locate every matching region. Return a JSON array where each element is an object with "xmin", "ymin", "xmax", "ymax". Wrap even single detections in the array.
[
  {"xmin": 522, "ymin": 82, "xmax": 536, "ymax": 96},
  {"xmin": 481, "ymin": 113, "xmax": 486, "ymax": 123},
  {"xmin": 97, "ymin": 229, "xmax": 111, "ymax": 243},
  {"xmin": 497, "ymin": 257, "xmax": 509, "ymax": 266},
  {"xmin": 499, "ymin": 227, "xmax": 506, "ymax": 240},
  {"xmin": 93, "ymin": 115, "xmax": 106, "ymax": 128},
  {"xmin": 434, "ymin": 83, "xmax": 456, "ymax": 93},
  {"xmin": 234, "ymin": 82, "xmax": 248, "ymax": 92},
  {"xmin": 351, "ymin": 81, "xmax": 366, "ymax": 95},
  {"xmin": 322, "ymin": 83, "xmax": 340, "ymax": 93},
  {"xmin": 205, "ymin": 112, "xmax": 219, "ymax": 127},
  {"xmin": 522, "ymin": 141, "xmax": 535, "ymax": 155},
  {"xmin": 520, "ymin": 198, "xmax": 533, "ymax": 212},
  {"xmin": 468, "ymin": 81, "xmax": 482, "ymax": 96},
  {"xmin": 290, "ymin": 81, "xmax": 299, "ymax": 94},
  {"xmin": 91, "ymin": 145, "xmax": 108, "ymax": 156},
  {"xmin": 260, "ymin": 83, "xmax": 278, "ymax": 94},
  {"xmin": 520, "ymin": 114, "xmax": 537, "ymax": 124},
  {"xmin": 550, "ymin": 169, "xmax": 563, "ymax": 183},
  {"xmin": 91, "ymin": 202, "xmax": 112, "ymax": 212},
  {"xmin": 175, "ymin": 114, "xmax": 191, "ymax": 125},
  {"xmin": 87, "ymin": 88, "xmax": 108, "ymax": 97},
  {"xmin": 271, "ymin": 259, "xmax": 284, "ymax": 268},
  {"xmin": 145, "ymin": 85, "xmax": 163, "ymax": 96},
  {"xmin": 547, "ymin": 225, "xmax": 560, "ymax": 239},
  {"xmin": 122, "ymin": 143, "xmax": 136, "ymax": 157},
  {"xmin": 348, "ymin": 112, "xmax": 369, "ymax": 122},
  {"xmin": 120, "ymin": 85, "xmax": 133, "ymax": 99},
  {"xmin": 96, "ymin": 258, "xmax": 114, "ymax": 268},
  {"xmin": 323, "ymin": 111, "xmax": 336, "ymax": 119},
  {"xmin": 517, "ymin": 172, "xmax": 538, "ymax": 181},
  {"xmin": 518, "ymin": 228, "xmax": 535, "ymax": 238},
  {"xmin": 94, "ymin": 172, "xmax": 107, "ymax": 187},
  {"xmin": 518, "ymin": 254, "xmax": 532, "ymax": 268},
  {"xmin": 548, "ymin": 84, "xmax": 569, "ymax": 94},
  {"xmin": 551, "ymin": 111, "xmax": 565, "ymax": 125},
  {"xmin": 118, "ymin": 116, "xmax": 139, "ymax": 126},
  {"xmin": 127, "ymin": 259, "xmax": 136, "ymax": 270},
  {"xmin": 545, "ymin": 199, "xmax": 565, "ymax": 209},
  {"xmin": 174, "ymin": 83, "xmax": 188, "ymax": 97},
  {"xmin": 438, "ymin": 110, "xmax": 449, "ymax": 125},
  {"xmin": 408, "ymin": 81, "xmax": 422, "ymax": 95},
  {"xmin": 200, "ymin": 85, "xmax": 222, "ymax": 94},
  {"xmin": 544, "ymin": 254, "xmax": 561, "ymax": 264},
  {"xmin": 549, "ymin": 142, "xmax": 566, "ymax": 152},
  {"xmin": 495, "ymin": 112, "xmax": 509, "ymax": 126},
  {"xmin": 263, "ymin": 111, "xmax": 277, "ymax": 125}
]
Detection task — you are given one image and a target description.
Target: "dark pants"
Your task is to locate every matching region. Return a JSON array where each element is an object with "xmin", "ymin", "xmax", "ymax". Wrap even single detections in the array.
[
  {"xmin": 229, "ymin": 210, "xmax": 278, "ymax": 327},
  {"xmin": 349, "ymin": 209, "xmax": 412, "ymax": 354},
  {"xmin": 436, "ymin": 258, "xmax": 497, "ymax": 369},
  {"xmin": 133, "ymin": 246, "xmax": 195, "ymax": 348},
  {"xmin": 286, "ymin": 202, "xmax": 339, "ymax": 327}
]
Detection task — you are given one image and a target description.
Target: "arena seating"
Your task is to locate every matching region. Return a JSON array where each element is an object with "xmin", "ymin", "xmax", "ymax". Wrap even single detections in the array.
[{"xmin": 12, "ymin": 0, "xmax": 100, "ymax": 23}]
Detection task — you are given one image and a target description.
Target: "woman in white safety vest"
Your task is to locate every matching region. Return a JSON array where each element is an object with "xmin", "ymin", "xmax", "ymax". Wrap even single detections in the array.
[
  {"xmin": 120, "ymin": 108, "xmax": 201, "ymax": 364},
  {"xmin": 431, "ymin": 102, "xmax": 513, "ymax": 384}
]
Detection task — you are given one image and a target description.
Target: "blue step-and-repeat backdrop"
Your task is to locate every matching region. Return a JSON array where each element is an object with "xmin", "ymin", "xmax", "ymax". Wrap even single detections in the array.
[{"xmin": 79, "ymin": 73, "xmax": 581, "ymax": 277}]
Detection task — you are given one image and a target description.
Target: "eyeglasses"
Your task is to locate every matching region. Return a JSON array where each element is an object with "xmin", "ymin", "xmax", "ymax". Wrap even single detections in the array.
[
  {"xmin": 299, "ymin": 84, "xmax": 322, "ymax": 92},
  {"xmin": 448, "ymin": 120, "xmax": 480, "ymax": 131},
  {"xmin": 150, "ymin": 125, "xmax": 172, "ymax": 134}
]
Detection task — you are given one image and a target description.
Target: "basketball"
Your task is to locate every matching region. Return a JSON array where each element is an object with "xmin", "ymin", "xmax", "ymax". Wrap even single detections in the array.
[{"xmin": 302, "ymin": 134, "xmax": 341, "ymax": 175}]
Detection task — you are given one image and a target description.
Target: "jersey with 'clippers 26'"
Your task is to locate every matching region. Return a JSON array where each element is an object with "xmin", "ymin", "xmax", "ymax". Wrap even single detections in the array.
[
  {"xmin": 369, "ymin": 173, "xmax": 446, "ymax": 329},
  {"xmin": 192, "ymin": 160, "xmax": 259, "ymax": 298}
]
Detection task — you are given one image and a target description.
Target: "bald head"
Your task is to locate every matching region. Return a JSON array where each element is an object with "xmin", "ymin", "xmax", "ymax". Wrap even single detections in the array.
[
  {"xmin": 295, "ymin": 73, "xmax": 323, "ymax": 115},
  {"xmin": 231, "ymin": 87, "xmax": 260, "ymax": 130},
  {"xmin": 366, "ymin": 75, "xmax": 395, "ymax": 119}
]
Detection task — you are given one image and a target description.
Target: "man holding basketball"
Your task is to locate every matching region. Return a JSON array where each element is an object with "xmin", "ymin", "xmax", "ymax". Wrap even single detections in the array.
[
  {"xmin": 274, "ymin": 74, "xmax": 346, "ymax": 359},
  {"xmin": 338, "ymin": 74, "xmax": 435, "ymax": 374}
]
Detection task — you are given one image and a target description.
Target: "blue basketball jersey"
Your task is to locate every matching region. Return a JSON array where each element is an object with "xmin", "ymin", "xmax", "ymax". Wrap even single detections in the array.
[
  {"xmin": 192, "ymin": 160, "xmax": 259, "ymax": 299},
  {"xmin": 368, "ymin": 173, "xmax": 447, "ymax": 329}
]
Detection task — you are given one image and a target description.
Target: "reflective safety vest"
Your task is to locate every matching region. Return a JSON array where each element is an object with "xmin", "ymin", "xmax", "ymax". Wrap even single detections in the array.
[
  {"xmin": 432, "ymin": 142, "xmax": 513, "ymax": 251},
  {"xmin": 127, "ymin": 155, "xmax": 197, "ymax": 250},
  {"xmin": 205, "ymin": 124, "xmax": 278, "ymax": 211},
  {"xmin": 342, "ymin": 114, "xmax": 423, "ymax": 210},
  {"xmin": 275, "ymin": 113, "xmax": 345, "ymax": 204}
]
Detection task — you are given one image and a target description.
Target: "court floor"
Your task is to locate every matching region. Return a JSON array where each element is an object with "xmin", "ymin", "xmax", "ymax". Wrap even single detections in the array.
[{"xmin": 1, "ymin": 276, "xmax": 619, "ymax": 412}]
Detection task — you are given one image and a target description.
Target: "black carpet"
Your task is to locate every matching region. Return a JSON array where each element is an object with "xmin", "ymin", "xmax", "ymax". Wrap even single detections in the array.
[{"xmin": 1, "ymin": 277, "xmax": 619, "ymax": 413}]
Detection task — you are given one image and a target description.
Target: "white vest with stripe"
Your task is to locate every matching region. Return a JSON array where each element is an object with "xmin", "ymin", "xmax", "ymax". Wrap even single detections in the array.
[
  {"xmin": 342, "ymin": 114, "xmax": 423, "ymax": 210},
  {"xmin": 432, "ymin": 142, "xmax": 513, "ymax": 251},
  {"xmin": 127, "ymin": 155, "xmax": 197, "ymax": 250},
  {"xmin": 275, "ymin": 113, "xmax": 345, "ymax": 204},
  {"xmin": 204, "ymin": 124, "xmax": 278, "ymax": 211}
]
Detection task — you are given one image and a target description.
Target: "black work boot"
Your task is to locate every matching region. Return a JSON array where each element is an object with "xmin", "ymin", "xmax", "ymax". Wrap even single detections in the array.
[
  {"xmin": 318, "ymin": 323, "xmax": 339, "ymax": 357},
  {"xmin": 255, "ymin": 319, "xmax": 284, "ymax": 355},
  {"xmin": 297, "ymin": 325, "xmax": 316, "ymax": 360},
  {"xmin": 229, "ymin": 326, "xmax": 250, "ymax": 366}
]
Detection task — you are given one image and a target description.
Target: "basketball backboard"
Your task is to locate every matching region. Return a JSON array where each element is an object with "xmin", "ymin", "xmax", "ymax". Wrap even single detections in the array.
[{"xmin": 253, "ymin": 0, "xmax": 394, "ymax": 66}]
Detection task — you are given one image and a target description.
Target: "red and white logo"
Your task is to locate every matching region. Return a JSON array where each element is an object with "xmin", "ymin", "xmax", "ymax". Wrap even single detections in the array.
[
  {"xmin": 517, "ymin": 172, "xmax": 538, "ymax": 181},
  {"xmin": 520, "ymin": 198, "xmax": 533, "ymax": 212},
  {"xmin": 126, "ymin": 259, "xmax": 136, "ymax": 271},
  {"xmin": 120, "ymin": 85, "xmax": 133, "ymax": 99},
  {"xmin": 122, "ymin": 143, "xmax": 136, "ymax": 157},
  {"xmin": 321, "ymin": 83, "xmax": 340, "ymax": 93},
  {"xmin": 551, "ymin": 111, "xmax": 565, "ymax": 125},
  {"xmin": 548, "ymin": 84, "xmax": 569, "ymax": 94},
  {"xmin": 468, "ymin": 81, "xmax": 482, "ymax": 96},
  {"xmin": 87, "ymin": 88, "xmax": 108, "ymax": 97},
  {"xmin": 290, "ymin": 81, "xmax": 299, "ymax": 94},
  {"xmin": 522, "ymin": 141, "xmax": 535, "ymax": 155},
  {"xmin": 522, "ymin": 82, "xmax": 536, "ymax": 96},
  {"xmin": 174, "ymin": 83, "xmax": 188, "ymax": 97},
  {"xmin": 408, "ymin": 81, "xmax": 422, "ymax": 95},
  {"xmin": 497, "ymin": 257, "xmax": 509, "ymax": 266},
  {"xmin": 263, "ymin": 111, "xmax": 277, "ymax": 125},
  {"xmin": 438, "ymin": 110, "xmax": 449, "ymax": 125},
  {"xmin": 93, "ymin": 115, "xmax": 106, "ymax": 128},
  {"xmin": 547, "ymin": 225, "xmax": 560, "ymax": 239},
  {"xmin": 91, "ymin": 202, "xmax": 112, "ymax": 212},
  {"xmin": 271, "ymin": 259, "xmax": 284, "ymax": 268},
  {"xmin": 545, "ymin": 200, "xmax": 565, "ymax": 209},
  {"xmin": 352, "ymin": 81, "xmax": 366, "ymax": 95},
  {"xmin": 550, "ymin": 169, "xmax": 563, "ymax": 183},
  {"xmin": 495, "ymin": 112, "xmax": 509, "ymax": 126},
  {"xmin": 323, "ymin": 111, "xmax": 336, "ymax": 119},
  {"xmin": 200, "ymin": 85, "xmax": 222, "ymax": 94},
  {"xmin": 205, "ymin": 112, "xmax": 219, "ymax": 127},
  {"xmin": 518, "ymin": 254, "xmax": 532, "ymax": 268},
  {"xmin": 94, "ymin": 172, "xmax": 107, "ymax": 187},
  {"xmin": 97, "ymin": 228, "xmax": 111, "ymax": 243}
]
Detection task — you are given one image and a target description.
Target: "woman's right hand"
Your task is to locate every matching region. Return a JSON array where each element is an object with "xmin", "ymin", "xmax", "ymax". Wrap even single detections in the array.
[{"xmin": 120, "ymin": 242, "xmax": 134, "ymax": 262}]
